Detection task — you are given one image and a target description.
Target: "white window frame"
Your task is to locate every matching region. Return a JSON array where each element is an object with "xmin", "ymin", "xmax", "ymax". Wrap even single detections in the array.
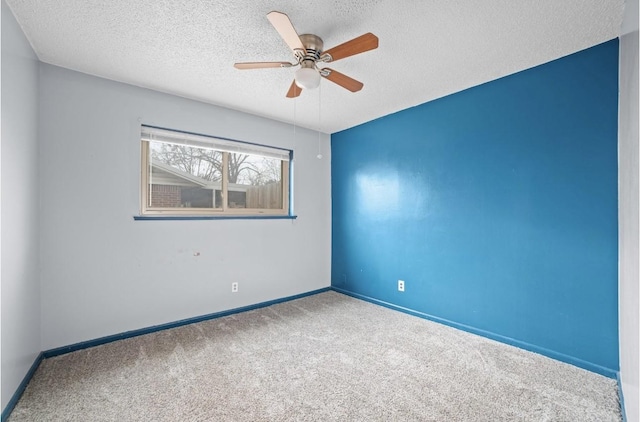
[{"xmin": 140, "ymin": 125, "xmax": 291, "ymax": 217}]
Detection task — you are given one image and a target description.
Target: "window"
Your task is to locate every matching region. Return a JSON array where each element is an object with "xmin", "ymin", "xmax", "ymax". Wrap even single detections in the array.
[{"xmin": 140, "ymin": 126, "xmax": 291, "ymax": 216}]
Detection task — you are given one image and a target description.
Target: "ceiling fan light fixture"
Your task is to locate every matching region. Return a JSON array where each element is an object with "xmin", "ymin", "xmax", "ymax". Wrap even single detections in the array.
[{"xmin": 294, "ymin": 67, "xmax": 321, "ymax": 90}]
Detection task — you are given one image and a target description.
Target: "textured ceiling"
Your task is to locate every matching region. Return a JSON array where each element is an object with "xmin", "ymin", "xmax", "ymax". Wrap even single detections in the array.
[{"xmin": 6, "ymin": 0, "xmax": 625, "ymax": 133}]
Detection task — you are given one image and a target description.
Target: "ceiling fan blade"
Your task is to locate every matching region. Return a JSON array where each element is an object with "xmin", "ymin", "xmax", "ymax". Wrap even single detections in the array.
[
  {"xmin": 322, "ymin": 33, "xmax": 378, "ymax": 62},
  {"xmin": 286, "ymin": 80, "xmax": 302, "ymax": 98},
  {"xmin": 234, "ymin": 62, "xmax": 294, "ymax": 70},
  {"xmin": 267, "ymin": 11, "xmax": 305, "ymax": 56},
  {"xmin": 321, "ymin": 68, "xmax": 363, "ymax": 92}
]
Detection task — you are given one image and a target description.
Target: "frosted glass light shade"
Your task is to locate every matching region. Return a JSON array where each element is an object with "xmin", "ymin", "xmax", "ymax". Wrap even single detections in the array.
[{"xmin": 294, "ymin": 67, "xmax": 321, "ymax": 90}]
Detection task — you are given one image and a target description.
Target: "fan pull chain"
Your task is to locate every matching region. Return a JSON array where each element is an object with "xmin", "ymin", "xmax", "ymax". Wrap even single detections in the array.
[
  {"xmin": 317, "ymin": 82, "xmax": 323, "ymax": 159},
  {"xmin": 293, "ymin": 94, "xmax": 297, "ymax": 149}
]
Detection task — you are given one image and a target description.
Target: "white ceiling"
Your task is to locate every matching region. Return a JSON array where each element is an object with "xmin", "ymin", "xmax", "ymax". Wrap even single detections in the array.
[{"xmin": 6, "ymin": 0, "xmax": 625, "ymax": 133}]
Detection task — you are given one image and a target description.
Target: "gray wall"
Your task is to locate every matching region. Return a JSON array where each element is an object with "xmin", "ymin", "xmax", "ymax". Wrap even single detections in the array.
[
  {"xmin": 1, "ymin": 0, "xmax": 41, "ymax": 409},
  {"xmin": 38, "ymin": 63, "xmax": 331, "ymax": 350},
  {"xmin": 618, "ymin": 0, "xmax": 639, "ymax": 417}
]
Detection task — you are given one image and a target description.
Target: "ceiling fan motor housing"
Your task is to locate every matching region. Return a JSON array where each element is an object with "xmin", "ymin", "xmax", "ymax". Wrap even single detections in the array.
[{"xmin": 298, "ymin": 34, "xmax": 324, "ymax": 65}]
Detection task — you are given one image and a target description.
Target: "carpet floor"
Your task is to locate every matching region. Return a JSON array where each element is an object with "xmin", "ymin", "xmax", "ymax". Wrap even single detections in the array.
[{"xmin": 8, "ymin": 291, "xmax": 621, "ymax": 421}]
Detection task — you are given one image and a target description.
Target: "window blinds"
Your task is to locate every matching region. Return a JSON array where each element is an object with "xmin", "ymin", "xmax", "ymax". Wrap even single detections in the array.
[{"xmin": 141, "ymin": 125, "xmax": 290, "ymax": 161}]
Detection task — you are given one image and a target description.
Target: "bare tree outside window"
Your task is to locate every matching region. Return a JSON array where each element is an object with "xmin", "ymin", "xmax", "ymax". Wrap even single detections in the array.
[
  {"xmin": 151, "ymin": 144, "xmax": 280, "ymax": 186},
  {"xmin": 151, "ymin": 143, "xmax": 222, "ymax": 181}
]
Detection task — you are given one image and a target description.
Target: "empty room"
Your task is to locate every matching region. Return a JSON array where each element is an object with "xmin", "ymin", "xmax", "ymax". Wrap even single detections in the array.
[{"xmin": 1, "ymin": 0, "xmax": 638, "ymax": 421}]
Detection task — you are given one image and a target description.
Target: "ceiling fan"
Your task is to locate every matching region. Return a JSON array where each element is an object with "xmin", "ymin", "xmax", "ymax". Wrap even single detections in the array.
[{"xmin": 234, "ymin": 11, "xmax": 378, "ymax": 98}]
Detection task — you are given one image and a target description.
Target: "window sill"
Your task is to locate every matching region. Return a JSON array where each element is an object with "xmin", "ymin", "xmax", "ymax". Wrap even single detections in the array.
[{"xmin": 133, "ymin": 215, "xmax": 297, "ymax": 221}]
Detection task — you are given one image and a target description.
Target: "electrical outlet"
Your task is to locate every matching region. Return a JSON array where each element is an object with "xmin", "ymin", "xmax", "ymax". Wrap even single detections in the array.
[
  {"xmin": 231, "ymin": 282, "xmax": 238, "ymax": 293},
  {"xmin": 398, "ymin": 280, "xmax": 405, "ymax": 292}
]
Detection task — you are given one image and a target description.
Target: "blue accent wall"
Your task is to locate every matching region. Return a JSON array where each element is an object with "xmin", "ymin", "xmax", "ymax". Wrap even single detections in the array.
[{"xmin": 331, "ymin": 39, "xmax": 619, "ymax": 372}]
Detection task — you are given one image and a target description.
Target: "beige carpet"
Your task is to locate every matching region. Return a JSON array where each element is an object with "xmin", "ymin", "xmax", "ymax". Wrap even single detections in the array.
[{"xmin": 9, "ymin": 291, "xmax": 621, "ymax": 421}]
